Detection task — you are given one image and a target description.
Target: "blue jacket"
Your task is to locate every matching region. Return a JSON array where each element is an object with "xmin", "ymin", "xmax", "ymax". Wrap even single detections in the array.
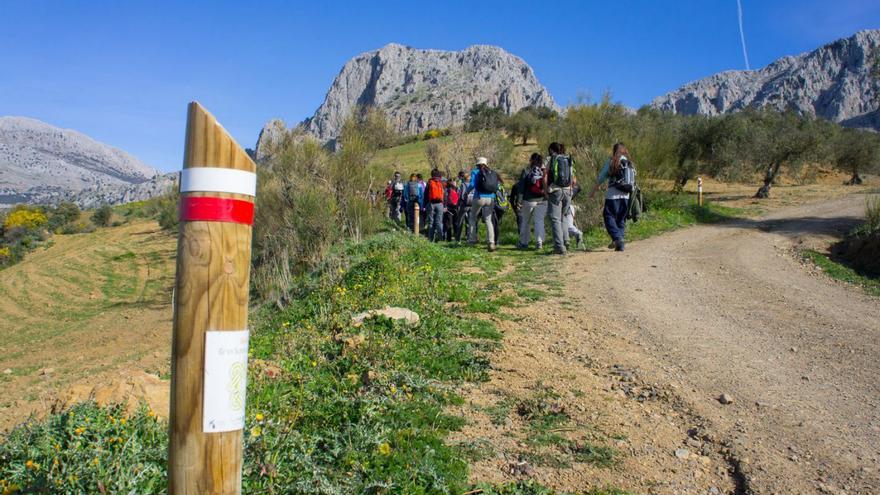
[
  {"xmin": 466, "ymin": 167, "xmax": 496, "ymax": 199},
  {"xmin": 402, "ymin": 181, "xmax": 425, "ymax": 209}
]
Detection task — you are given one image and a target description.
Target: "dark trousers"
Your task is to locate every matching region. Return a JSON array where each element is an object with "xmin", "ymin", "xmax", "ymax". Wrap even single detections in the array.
[
  {"xmin": 453, "ymin": 205, "xmax": 467, "ymax": 241},
  {"xmin": 444, "ymin": 206, "xmax": 458, "ymax": 241},
  {"xmin": 491, "ymin": 208, "xmax": 505, "ymax": 246},
  {"xmin": 603, "ymin": 198, "xmax": 629, "ymax": 242}
]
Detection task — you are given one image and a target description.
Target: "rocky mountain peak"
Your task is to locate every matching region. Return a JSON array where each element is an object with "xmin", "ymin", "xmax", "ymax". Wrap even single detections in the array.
[
  {"xmin": 0, "ymin": 116, "xmax": 159, "ymax": 207},
  {"xmin": 255, "ymin": 43, "xmax": 557, "ymax": 156},
  {"xmin": 651, "ymin": 29, "xmax": 880, "ymax": 130}
]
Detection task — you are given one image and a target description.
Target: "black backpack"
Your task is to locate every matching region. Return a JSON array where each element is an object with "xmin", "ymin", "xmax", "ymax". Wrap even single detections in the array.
[
  {"xmin": 550, "ymin": 154, "xmax": 573, "ymax": 187},
  {"xmin": 477, "ymin": 169, "xmax": 499, "ymax": 194},
  {"xmin": 407, "ymin": 181, "xmax": 420, "ymax": 199},
  {"xmin": 610, "ymin": 158, "xmax": 636, "ymax": 193}
]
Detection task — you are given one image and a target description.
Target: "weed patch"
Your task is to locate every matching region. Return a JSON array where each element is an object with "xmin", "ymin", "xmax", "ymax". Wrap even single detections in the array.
[{"xmin": 801, "ymin": 249, "xmax": 880, "ymax": 296}]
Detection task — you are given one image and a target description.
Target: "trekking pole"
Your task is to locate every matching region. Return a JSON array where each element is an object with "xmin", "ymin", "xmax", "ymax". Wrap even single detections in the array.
[
  {"xmin": 168, "ymin": 102, "xmax": 257, "ymax": 495},
  {"xmin": 414, "ymin": 203, "xmax": 420, "ymax": 235},
  {"xmin": 697, "ymin": 177, "xmax": 703, "ymax": 206}
]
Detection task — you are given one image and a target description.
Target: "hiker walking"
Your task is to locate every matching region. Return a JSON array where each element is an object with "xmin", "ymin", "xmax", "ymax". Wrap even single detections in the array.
[
  {"xmin": 509, "ymin": 173, "xmax": 524, "ymax": 235},
  {"xmin": 453, "ymin": 170, "xmax": 469, "ymax": 242},
  {"xmin": 565, "ymin": 187, "xmax": 585, "ymax": 250},
  {"xmin": 444, "ymin": 179, "xmax": 461, "ymax": 242},
  {"xmin": 491, "ymin": 177, "xmax": 509, "ymax": 246},
  {"xmin": 416, "ymin": 173, "xmax": 427, "ymax": 231},
  {"xmin": 517, "ymin": 152, "xmax": 548, "ymax": 250},
  {"xmin": 466, "ymin": 157, "xmax": 498, "ymax": 251},
  {"xmin": 403, "ymin": 173, "xmax": 424, "ymax": 232},
  {"xmin": 589, "ymin": 142, "xmax": 635, "ymax": 251},
  {"xmin": 388, "ymin": 172, "xmax": 404, "ymax": 221},
  {"xmin": 426, "ymin": 168, "xmax": 446, "ymax": 242},
  {"xmin": 545, "ymin": 143, "xmax": 577, "ymax": 255}
]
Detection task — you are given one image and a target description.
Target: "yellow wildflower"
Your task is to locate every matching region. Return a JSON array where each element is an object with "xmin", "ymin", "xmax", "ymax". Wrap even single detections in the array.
[
  {"xmin": 74, "ymin": 427, "xmax": 85, "ymax": 435},
  {"xmin": 255, "ymin": 413, "xmax": 264, "ymax": 422},
  {"xmin": 378, "ymin": 442, "xmax": 391, "ymax": 456},
  {"xmin": 25, "ymin": 460, "xmax": 38, "ymax": 470},
  {"xmin": 250, "ymin": 426, "xmax": 262, "ymax": 438},
  {"xmin": 389, "ymin": 385, "xmax": 397, "ymax": 394},
  {"xmin": 311, "ymin": 361, "xmax": 317, "ymax": 367},
  {"xmin": 147, "ymin": 410, "xmax": 156, "ymax": 418},
  {"xmin": 92, "ymin": 458, "xmax": 99, "ymax": 466},
  {"xmin": 119, "ymin": 418, "xmax": 126, "ymax": 425}
]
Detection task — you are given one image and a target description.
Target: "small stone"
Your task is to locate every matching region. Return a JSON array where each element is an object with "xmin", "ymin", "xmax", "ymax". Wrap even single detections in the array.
[
  {"xmin": 718, "ymin": 393, "xmax": 734, "ymax": 404},
  {"xmin": 675, "ymin": 448, "xmax": 690, "ymax": 459},
  {"xmin": 39, "ymin": 368, "xmax": 55, "ymax": 376},
  {"xmin": 351, "ymin": 307, "xmax": 419, "ymax": 327},
  {"xmin": 708, "ymin": 487, "xmax": 721, "ymax": 495},
  {"xmin": 790, "ymin": 346, "xmax": 798, "ymax": 352},
  {"xmin": 2, "ymin": 368, "xmax": 11, "ymax": 375}
]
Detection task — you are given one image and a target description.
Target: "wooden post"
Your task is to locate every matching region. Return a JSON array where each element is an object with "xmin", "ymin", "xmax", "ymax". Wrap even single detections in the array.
[
  {"xmin": 414, "ymin": 203, "xmax": 420, "ymax": 235},
  {"xmin": 169, "ymin": 102, "xmax": 257, "ymax": 494},
  {"xmin": 697, "ymin": 177, "xmax": 703, "ymax": 206}
]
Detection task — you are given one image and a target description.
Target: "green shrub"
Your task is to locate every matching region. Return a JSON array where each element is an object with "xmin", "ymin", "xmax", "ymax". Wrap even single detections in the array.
[
  {"xmin": 866, "ymin": 196, "xmax": 880, "ymax": 234},
  {"xmin": 59, "ymin": 221, "xmax": 96, "ymax": 235},
  {"xmin": 46, "ymin": 202, "xmax": 81, "ymax": 233},
  {"xmin": 0, "ymin": 402, "xmax": 166, "ymax": 494},
  {"xmin": 91, "ymin": 205, "xmax": 113, "ymax": 227}
]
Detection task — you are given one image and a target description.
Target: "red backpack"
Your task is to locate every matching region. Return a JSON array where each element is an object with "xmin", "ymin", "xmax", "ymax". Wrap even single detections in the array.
[
  {"xmin": 446, "ymin": 188, "xmax": 460, "ymax": 207},
  {"xmin": 426, "ymin": 179, "xmax": 444, "ymax": 202}
]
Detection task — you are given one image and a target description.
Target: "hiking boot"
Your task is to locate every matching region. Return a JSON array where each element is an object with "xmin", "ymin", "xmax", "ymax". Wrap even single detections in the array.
[
  {"xmin": 576, "ymin": 237, "xmax": 585, "ymax": 251},
  {"xmin": 536, "ymin": 240, "xmax": 543, "ymax": 250},
  {"xmin": 488, "ymin": 243, "xmax": 497, "ymax": 252},
  {"xmin": 615, "ymin": 240, "xmax": 625, "ymax": 252},
  {"xmin": 516, "ymin": 243, "xmax": 528, "ymax": 250},
  {"xmin": 607, "ymin": 240, "xmax": 617, "ymax": 250}
]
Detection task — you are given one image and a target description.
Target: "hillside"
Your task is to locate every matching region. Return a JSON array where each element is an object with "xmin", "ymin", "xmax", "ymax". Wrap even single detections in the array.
[
  {"xmin": 652, "ymin": 29, "xmax": 880, "ymax": 130},
  {"xmin": 0, "ymin": 219, "xmax": 176, "ymax": 430},
  {"xmin": 255, "ymin": 44, "xmax": 557, "ymax": 157},
  {"xmin": 0, "ymin": 117, "xmax": 160, "ymax": 207}
]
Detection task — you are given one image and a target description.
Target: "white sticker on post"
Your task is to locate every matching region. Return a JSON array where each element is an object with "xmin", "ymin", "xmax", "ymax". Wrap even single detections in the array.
[{"xmin": 203, "ymin": 330, "xmax": 249, "ymax": 433}]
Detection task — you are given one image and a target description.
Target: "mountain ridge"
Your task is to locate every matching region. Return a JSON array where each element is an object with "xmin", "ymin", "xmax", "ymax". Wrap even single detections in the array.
[
  {"xmin": 255, "ymin": 43, "xmax": 558, "ymax": 158},
  {"xmin": 0, "ymin": 116, "xmax": 159, "ymax": 207},
  {"xmin": 651, "ymin": 29, "xmax": 880, "ymax": 130}
]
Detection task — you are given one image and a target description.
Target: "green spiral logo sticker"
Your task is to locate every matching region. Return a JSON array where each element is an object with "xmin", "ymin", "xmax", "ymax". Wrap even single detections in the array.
[{"xmin": 228, "ymin": 361, "xmax": 246, "ymax": 412}]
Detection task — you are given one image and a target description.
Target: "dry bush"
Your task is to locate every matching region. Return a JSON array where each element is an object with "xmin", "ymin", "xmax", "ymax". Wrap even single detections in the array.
[{"xmin": 252, "ymin": 112, "xmax": 387, "ymax": 304}]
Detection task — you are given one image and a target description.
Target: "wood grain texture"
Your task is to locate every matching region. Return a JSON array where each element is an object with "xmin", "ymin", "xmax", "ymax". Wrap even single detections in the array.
[
  {"xmin": 169, "ymin": 102, "xmax": 256, "ymax": 494},
  {"xmin": 414, "ymin": 203, "xmax": 420, "ymax": 234}
]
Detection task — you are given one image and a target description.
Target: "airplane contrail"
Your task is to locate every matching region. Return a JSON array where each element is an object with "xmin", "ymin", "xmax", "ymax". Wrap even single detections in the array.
[{"xmin": 737, "ymin": 0, "xmax": 751, "ymax": 70}]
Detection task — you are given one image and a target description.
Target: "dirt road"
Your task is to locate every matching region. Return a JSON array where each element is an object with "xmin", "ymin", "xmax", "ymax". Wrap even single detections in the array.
[{"xmin": 459, "ymin": 194, "xmax": 878, "ymax": 494}]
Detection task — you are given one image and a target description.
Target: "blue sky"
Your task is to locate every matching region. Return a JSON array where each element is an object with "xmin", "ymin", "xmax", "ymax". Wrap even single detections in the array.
[{"xmin": 1, "ymin": 0, "xmax": 878, "ymax": 172}]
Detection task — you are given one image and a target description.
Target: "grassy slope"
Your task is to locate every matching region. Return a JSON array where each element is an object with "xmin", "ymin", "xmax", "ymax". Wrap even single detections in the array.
[{"xmin": 0, "ymin": 220, "xmax": 175, "ymax": 409}]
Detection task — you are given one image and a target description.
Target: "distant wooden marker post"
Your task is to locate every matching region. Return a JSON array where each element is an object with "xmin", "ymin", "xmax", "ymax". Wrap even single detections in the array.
[{"xmin": 168, "ymin": 102, "xmax": 257, "ymax": 494}]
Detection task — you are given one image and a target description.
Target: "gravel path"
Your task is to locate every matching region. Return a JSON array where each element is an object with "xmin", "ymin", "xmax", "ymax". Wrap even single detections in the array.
[{"xmin": 564, "ymin": 194, "xmax": 879, "ymax": 494}]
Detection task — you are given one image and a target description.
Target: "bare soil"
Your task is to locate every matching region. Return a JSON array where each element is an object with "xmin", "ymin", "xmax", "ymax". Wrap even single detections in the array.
[
  {"xmin": 0, "ymin": 220, "xmax": 175, "ymax": 430},
  {"xmin": 456, "ymin": 188, "xmax": 879, "ymax": 494}
]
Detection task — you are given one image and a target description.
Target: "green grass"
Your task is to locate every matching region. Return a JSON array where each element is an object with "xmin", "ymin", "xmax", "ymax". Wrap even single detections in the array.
[
  {"xmin": 582, "ymin": 191, "xmax": 744, "ymax": 250},
  {"xmin": 801, "ymin": 249, "xmax": 880, "ymax": 297}
]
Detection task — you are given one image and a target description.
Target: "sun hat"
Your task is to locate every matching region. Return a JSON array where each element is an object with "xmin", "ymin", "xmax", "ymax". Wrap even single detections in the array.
[{"xmin": 476, "ymin": 157, "xmax": 488, "ymax": 166}]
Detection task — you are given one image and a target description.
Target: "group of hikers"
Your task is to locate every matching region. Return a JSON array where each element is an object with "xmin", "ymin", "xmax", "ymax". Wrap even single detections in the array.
[{"xmin": 383, "ymin": 142, "xmax": 638, "ymax": 255}]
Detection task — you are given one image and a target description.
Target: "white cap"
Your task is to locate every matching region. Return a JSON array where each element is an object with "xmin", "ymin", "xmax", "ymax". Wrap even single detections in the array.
[{"xmin": 476, "ymin": 157, "xmax": 488, "ymax": 166}]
